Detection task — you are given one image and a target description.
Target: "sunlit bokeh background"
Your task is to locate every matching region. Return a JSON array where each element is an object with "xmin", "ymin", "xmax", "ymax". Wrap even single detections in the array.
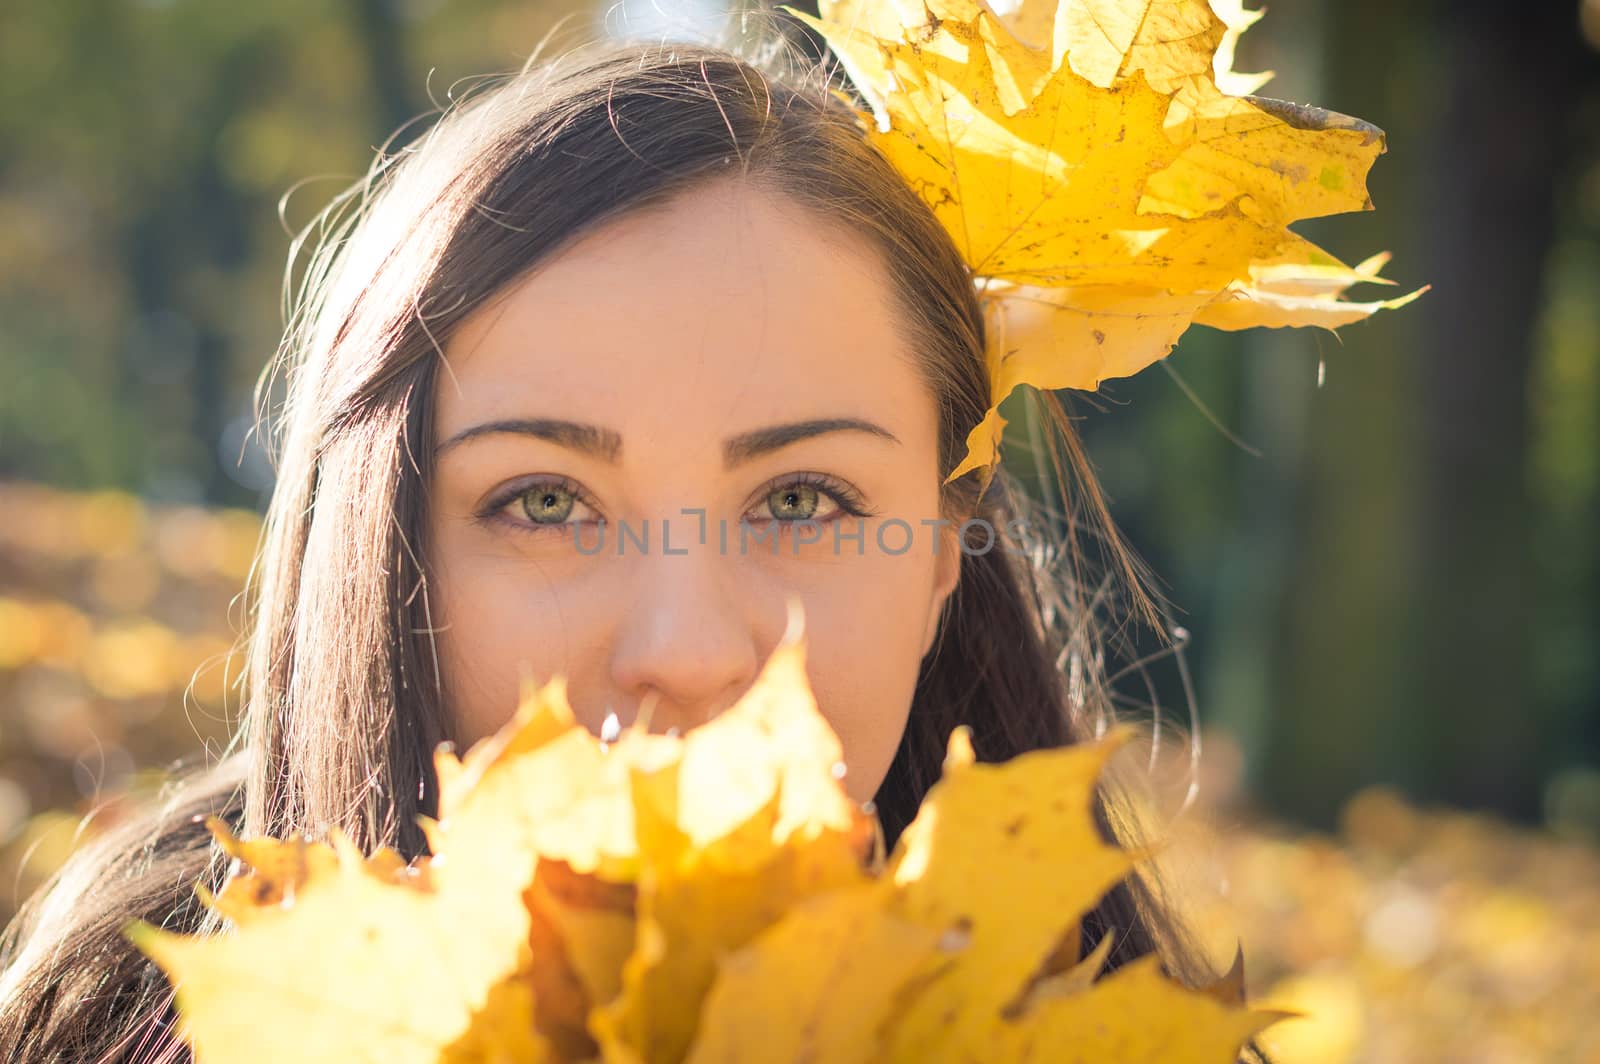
[{"xmin": 2, "ymin": 1, "xmax": 1598, "ymax": 1059}]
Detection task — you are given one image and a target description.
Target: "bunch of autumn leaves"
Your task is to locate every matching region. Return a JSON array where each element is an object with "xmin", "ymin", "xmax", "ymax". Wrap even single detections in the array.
[
  {"xmin": 134, "ymin": 606, "xmax": 1287, "ymax": 1063},
  {"xmin": 785, "ymin": 0, "xmax": 1423, "ymax": 486}
]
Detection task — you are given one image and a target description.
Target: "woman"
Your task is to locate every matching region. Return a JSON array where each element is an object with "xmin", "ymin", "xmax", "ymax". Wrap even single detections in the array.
[{"xmin": 0, "ymin": 35, "xmax": 1258, "ymax": 1063}]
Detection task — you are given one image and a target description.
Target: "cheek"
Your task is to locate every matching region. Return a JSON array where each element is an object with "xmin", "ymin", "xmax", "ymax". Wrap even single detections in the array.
[
  {"xmin": 795, "ymin": 550, "xmax": 941, "ymax": 802},
  {"xmin": 428, "ymin": 535, "xmax": 569, "ymax": 750}
]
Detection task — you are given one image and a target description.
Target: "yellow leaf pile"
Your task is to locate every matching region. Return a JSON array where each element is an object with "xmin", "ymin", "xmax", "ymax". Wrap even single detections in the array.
[
  {"xmin": 783, "ymin": 0, "xmax": 1426, "ymax": 485},
  {"xmin": 130, "ymin": 610, "xmax": 1290, "ymax": 1062}
]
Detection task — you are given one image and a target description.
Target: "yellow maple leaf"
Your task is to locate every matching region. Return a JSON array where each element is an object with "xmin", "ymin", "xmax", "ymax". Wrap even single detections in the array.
[
  {"xmin": 590, "ymin": 792, "xmax": 869, "ymax": 1063},
  {"xmin": 524, "ymin": 859, "xmax": 638, "ymax": 1041},
  {"xmin": 129, "ymin": 825, "xmax": 534, "ymax": 1064},
  {"xmin": 879, "ymin": 726, "xmax": 1148, "ymax": 1053},
  {"xmin": 682, "ymin": 726, "xmax": 1295, "ymax": 1062},
  {"xmin": 131, "ymin": 601, "xmax": 1292, "ymax": 1062},
  {"xmin": 1208, "ymin": 0, "xmax": 1274, "ymax": 96},
  {"xmin": 785, "ymin": 0, "xmax": 1426, "ymax": 487},
  {"xmin": 685, "ymin": 886, "xmax": 945, "ymax": 1063}
]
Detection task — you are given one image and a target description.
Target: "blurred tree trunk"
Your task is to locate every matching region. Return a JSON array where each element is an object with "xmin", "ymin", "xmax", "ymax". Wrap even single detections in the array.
[
  {"xmin": 122, "ymin": 37, "xmax": 267, "ymax": 504},
  {"xmin": 350, "ymin": 0, "xmax": 418, "ymax": 139},
  {"xmin": 1409, "ymin": 1, "xmax": 1597, "ymax": 818},
  {"xmin": 1265, "ymin": 0, "xmax": 1600, "ymax": 825},
  {"xmin": 1258, "ymin": 0, "xmax": 1429, "ymax": 828}
]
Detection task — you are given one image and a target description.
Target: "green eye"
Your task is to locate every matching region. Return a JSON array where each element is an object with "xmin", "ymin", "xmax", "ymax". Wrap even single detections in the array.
[
  {"xmin": 768, "ymin": 483, "xmax": 819, "ymax": 521},
  {"xmin": 521, "ymin": 485, "xmax": 576, "ymax": 524}
]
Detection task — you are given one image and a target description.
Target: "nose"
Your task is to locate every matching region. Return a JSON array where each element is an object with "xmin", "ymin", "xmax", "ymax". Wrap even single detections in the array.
[{"xmin": 608, "ymin": 542, "xmax": 761, "ymax": 732}]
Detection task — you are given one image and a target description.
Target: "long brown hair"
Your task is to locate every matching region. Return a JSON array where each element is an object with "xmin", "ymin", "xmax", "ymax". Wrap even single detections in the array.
[{"xmin": 0, "ymin": 31, "xmax": 1265, "ymax": 1063}]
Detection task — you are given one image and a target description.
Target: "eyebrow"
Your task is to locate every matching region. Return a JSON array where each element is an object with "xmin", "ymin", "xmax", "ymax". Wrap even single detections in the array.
[{"xmin": 433, "ymin": 416, "xmax": 899, "ymax": 467}]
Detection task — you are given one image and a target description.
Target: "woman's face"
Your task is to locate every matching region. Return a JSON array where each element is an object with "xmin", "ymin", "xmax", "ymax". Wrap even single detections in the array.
[{"xmin": 426, "ymin": 178, "xmax": 961, "ymax": 802}]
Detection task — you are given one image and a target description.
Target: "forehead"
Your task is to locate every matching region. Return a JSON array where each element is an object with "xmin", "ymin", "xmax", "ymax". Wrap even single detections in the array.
[{"xmin": 433, "ymin": 179, "xmax": 935, "ymax": 455}]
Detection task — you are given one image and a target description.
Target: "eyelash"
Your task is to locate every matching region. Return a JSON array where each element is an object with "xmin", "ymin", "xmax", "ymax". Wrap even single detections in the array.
[
  {"xmin": 477, "ymin": 472, "xmax": 876, "ymax": 538},
  {"xmin": 476, "ymin": 475, "xmax": 598, "ymax": 538},
  {"xmin": 748, "ymin": 471, "xmax": 876, "ymax": 525}
]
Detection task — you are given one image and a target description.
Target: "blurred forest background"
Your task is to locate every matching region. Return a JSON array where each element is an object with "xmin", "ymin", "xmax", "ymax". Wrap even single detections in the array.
[{"xmin": 2, "ymin": 0, "xmax": 1599, "ymax": 1058}]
